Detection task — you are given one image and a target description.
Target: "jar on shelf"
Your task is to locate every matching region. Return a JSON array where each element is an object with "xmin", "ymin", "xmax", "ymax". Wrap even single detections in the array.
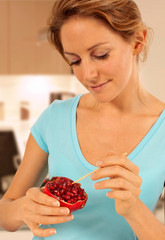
[
  {"xmin": 0, "ymin": 102, "xmax": 4, "ymax": 120},
  {"xmin": 20, "ymin": 101, "xmax": 30, "ymax": 120}
]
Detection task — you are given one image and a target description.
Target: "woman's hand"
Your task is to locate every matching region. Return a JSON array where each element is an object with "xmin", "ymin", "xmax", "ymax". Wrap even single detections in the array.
[
  {"xmin": 21, "ymin": 187, "xmax": 74, "ymax": 237},
  {"xmin": 91, "ymin": 153, "xmax": 142, "ymax": 218}
]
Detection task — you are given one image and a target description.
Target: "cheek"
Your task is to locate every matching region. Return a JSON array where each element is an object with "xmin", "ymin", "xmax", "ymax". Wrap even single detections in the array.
[
  {"xmin": 108, "ymin": 52, "xmax": 133, "ymax": 84},
  {"xmin": 72, "ymin": 68, "xmax": 83, "ymax": 82},
  {"xmin": 73, "ymin": 68, "xmax": 89, "ymax": 88}
]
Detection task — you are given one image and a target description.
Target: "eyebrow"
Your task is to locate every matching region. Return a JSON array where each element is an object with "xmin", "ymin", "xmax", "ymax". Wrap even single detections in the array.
[{"xmin": 64, "ymin": 42, "xmax": 109, "ymax": 56}]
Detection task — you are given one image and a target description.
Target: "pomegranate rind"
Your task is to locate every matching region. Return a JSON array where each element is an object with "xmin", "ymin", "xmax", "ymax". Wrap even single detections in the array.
[{"xmin": 44, "ymin": 177, "xmax": 88, "ymax": 212}]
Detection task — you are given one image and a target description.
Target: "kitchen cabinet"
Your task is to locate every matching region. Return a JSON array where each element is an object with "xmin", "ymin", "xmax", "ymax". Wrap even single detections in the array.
[
  {"xmin": 0, "ymin": 1, "xmax": 8, "ymax": 74},
  {"xmin": 0, "ymin": 130, "xmax": 21, "ymax": 194},
  {"xmin": 0, "ymin": 0, "xmax": 70, "ymax": 74}
]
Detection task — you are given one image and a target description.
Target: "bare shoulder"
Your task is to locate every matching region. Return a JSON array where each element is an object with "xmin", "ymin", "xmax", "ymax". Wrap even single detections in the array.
[
  {"xmin": 78, "ymin": 93, "xmax": 97, "ymax": 110},
  {"xmin": 147, "ymin": 93, "xmax": 165, "ymax": 116},
  {"xmin": 3, "ymin": 133, "xmax": 48, "ymax": 200}
]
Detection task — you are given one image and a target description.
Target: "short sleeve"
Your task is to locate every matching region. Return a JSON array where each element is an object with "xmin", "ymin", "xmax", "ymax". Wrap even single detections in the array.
[{"xmin": 31, "ymin": 107, "xmax": 50, "ymax": 154}]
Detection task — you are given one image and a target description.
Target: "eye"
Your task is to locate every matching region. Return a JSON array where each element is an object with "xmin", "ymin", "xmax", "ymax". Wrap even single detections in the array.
[
  {"xmin": 70, "ymin": 59, "xmax": 81, "ymax": 66},
  {"xmin": 95, "ymin": 53, "xmax": 109, "ymax": 60}
]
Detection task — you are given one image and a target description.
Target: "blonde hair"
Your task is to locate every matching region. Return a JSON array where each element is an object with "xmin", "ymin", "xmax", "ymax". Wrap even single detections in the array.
[{"xmin": 47, "ymin": 0, "xmax": 153, "ymax": 62}]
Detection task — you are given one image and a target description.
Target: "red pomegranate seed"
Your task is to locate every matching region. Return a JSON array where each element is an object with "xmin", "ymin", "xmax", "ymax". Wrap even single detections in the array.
[{"xmin": 44, "ymin": 176, "xmax": 88, "ymax": 212}]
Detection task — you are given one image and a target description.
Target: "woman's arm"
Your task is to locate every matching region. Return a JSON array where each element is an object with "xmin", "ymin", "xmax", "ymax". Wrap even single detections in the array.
[
  {"xmin": 125, "ymin": 198, "xmax": 165, "ymax": 240},
  {"xmin": 0, "ymin": 133, "xmax": 49, "ymax": 231},
  {"xmin": 91, "ymin": 153, "xmax": 165, "ymax": 240},
  {"xmin": 0, "ymin": 133, "xmax": 73, "ymax": 237}
]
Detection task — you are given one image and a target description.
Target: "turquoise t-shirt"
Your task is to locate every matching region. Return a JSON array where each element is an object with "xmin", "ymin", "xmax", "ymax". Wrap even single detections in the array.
[{"xmin": 31, "ymin": 94, "xmax": 165, "ymax": 240}]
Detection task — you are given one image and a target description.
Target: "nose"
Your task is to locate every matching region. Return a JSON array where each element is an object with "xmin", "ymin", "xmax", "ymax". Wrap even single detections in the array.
[{"xmin": 82, "ymin": 59, "xmax": 98, "ymax": 82}]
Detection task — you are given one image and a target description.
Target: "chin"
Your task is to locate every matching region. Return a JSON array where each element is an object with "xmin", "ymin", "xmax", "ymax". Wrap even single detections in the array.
[{"xmin": 92, "ymin": 92, "xmax": 115, "ymax": 104}]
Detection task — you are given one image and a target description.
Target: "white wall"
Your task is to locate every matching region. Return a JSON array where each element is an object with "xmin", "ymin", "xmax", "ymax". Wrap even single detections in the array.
[
  {"xmin": 135, "ymin": 0, "xmax": 165, "ymax": 102},
  {"xmin": 0, "ymin": 75, "xmax": 87, "ymax": 154},
  {"xmin": 0, "ymin": 75, "xmax": 86, "ymax": 122}
]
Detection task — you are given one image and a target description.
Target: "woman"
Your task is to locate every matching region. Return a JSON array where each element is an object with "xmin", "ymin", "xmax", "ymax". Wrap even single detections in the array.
[{"xmin": 0, "ymin": 0, "xmax": 165, "ymax": 239}]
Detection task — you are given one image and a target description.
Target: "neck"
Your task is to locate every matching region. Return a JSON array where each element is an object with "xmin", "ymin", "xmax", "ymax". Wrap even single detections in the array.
[
  {"xmin": 91, "ymin": 66, "xmax": 149, "ymax": 115},
  {"xmin": 110, "ymin": 78, "xmax": 147, "ymax": 114}
]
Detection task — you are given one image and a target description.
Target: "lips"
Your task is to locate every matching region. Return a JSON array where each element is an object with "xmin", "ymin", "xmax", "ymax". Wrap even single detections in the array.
[{"xmin": 90, "ymin": 79, "xmax": 111, "ymax": 92}]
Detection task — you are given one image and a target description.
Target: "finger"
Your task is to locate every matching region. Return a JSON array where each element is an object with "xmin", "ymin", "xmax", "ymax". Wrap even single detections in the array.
[
  {"xmin": 26, "ymin": 201, "xmax": 70, "ymax": 216},
  {"xmin": 27, "ymin": 220, "xmax": 56, "ymax": 237},
  {"xmin": 106, "ymin": 190, "xmax": 133, "ymax": 201},
  {"xmin": 26, "ymin": 187, "xmax": 60, "ymax": 207},
  {"xmin": 26, "ymin": 211, "xmax": 74, "ymax": 225},
  {"xmin": 91, "ymin": 166, "xmax": 142, "ymax": 187},
  {"xmin": 94, "ymin": 178, "xmax": 141, "ymax": 197},
  {"xmin": 92, "ymin": 165, "xmax": 142, "ymax": 187},
  {"xmin": 96, "ymin": 154, "xmax": 139, "ymax": 175}
]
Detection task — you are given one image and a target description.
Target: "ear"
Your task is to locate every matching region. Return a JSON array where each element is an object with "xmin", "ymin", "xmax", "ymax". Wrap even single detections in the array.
[{"xmin": 133, "ymin": 29, "xmax": 147, "ymax": 56}]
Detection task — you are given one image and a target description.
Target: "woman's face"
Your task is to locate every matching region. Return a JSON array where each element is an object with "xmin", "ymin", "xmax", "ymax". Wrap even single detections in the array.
[{"xmin": 61, "ymin": 17, "xmax": 137, "ymax": 103}]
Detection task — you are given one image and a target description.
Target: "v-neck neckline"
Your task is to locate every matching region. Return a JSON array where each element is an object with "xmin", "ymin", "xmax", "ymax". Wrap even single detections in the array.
[{"xmin": 71, "ymin": 94, "xmax": 165, "ymax": 170}]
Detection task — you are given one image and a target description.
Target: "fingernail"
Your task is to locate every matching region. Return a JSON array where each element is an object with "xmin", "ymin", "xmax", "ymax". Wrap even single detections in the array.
[
  {"xmin": 94, "ymin": 182, "xmax": 100, "ymax": 188},
  {"xmin": 52, "ymin": 201, "xmax": 60, "ymax": 207},
  {"xmin": 106, "ymin": 192, "xmax": 112, "ymax": 198},
  {"xmin": 49, "ymin": 229, "xmax": 56, "ymax": 235},
  {"xmin": 90, "ymin": 174, "xmax": 95, "ymax": 180},
  {"xmin": 61, "ymin": 208, "xmax": 70, "ymax": 215},
  {"xmin": 96, "ymin": 161, "xmax": 102, "ymax": 167},
  {"xmin": 66, "ymin": 215, "xmax": 74, "ymax": 221}
]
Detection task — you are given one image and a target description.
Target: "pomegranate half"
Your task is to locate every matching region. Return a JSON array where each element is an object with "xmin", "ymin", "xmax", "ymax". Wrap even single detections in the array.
[{"xmin": 44, "ymin": 177, "xmax": 88, "ymax": 212}]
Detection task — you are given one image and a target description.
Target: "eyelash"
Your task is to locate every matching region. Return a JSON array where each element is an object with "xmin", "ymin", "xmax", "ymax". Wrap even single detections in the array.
[
  {"xmin": 70, "ymin": 60, "xmax": 81, "ymax": 67},
  {"xmin": 70, "ymin": 53, "xmax": 109, "ymax": 66}
]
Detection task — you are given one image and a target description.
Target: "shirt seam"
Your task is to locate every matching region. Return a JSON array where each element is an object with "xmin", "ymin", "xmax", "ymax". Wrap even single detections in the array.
[
  {"xmin": 129, "ymin": 111, "xmax": 165, "ymax": 160},
  {"xmin": 70, "ymin": 94, "xmax": 96, "ymax": 171}
]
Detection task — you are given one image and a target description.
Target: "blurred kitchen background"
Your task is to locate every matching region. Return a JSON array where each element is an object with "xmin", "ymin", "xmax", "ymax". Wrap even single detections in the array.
[{"xmin": 0, "ymin": 0, "xmax": 164, "ymax": 239}]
